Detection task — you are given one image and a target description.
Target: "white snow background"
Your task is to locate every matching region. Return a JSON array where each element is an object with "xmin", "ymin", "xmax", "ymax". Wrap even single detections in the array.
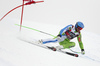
[{"xmin": 0, "ymin": 0, "xmax": 100, "ymax": 66}]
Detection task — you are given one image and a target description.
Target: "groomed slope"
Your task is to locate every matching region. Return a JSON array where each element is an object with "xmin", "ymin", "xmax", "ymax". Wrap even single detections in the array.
[{"xmin": 0, "ymin": 19, "xmax": 100, "ymax": 66}]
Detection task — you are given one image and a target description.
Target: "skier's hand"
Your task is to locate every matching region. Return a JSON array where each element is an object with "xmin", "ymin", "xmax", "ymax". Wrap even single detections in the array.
[
  {"xmin": 81, "ymin": 49, "xmax": 85, "ymax": 55},
  {"xmin": 57, "ymin": 34, "xmax": 62, "ymax": 37}
]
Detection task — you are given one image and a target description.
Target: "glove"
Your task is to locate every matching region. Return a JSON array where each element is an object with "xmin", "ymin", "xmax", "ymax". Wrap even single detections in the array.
[
  {"xmin": 81, "ymin": 49, "xmax": 85, "ymax": 55},
  {"xmin": 57, "ymin": 34, "xmax": 62, "ymax": 37}
]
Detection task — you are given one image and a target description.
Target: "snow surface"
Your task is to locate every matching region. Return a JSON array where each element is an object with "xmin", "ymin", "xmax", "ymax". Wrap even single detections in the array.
[
  {"xmin": 0, "ymin": 18, "xmax": 100, "ymax": 66},
  {"xmin": 0, "ymin": 0, "xmax": 100, "ymax": 66}
]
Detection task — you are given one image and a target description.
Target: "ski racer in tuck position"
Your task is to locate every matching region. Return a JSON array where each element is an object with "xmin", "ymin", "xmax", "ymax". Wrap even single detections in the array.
[{"xmin": 37, "ymin": 22, "xmax": 85, "ymax": 55}]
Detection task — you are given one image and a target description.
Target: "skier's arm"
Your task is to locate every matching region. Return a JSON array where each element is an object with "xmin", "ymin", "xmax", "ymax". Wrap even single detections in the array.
[
  {"xmin": 77, "ymin": 33, "xmax": 85, "ymax": 54},
  {"xmin": 59, "ymin": 25, "xmax": 72, "ymax": 36}
]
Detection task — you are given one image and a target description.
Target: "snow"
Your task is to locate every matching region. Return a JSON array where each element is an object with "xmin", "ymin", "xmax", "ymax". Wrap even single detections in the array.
[
  {"xmin": 0, "ymin": 19, "xmax": 100, "ymax": 66},
  {"xmin": 0, "ymin": 0, "xmax": 100, "ymax": 66}
]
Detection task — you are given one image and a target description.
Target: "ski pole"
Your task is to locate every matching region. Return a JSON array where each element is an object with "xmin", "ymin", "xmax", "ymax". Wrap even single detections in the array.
[
  {"xmin": 68, "ymin": 48, "xmax": 81, "ymax": 54},
  {"xmin": 15, "ymin": 24, "xmax": 56, "ymax": 37}
]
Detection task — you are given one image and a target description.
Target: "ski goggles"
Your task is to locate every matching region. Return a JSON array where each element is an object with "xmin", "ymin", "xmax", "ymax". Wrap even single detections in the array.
[{"xmin": 77, "ymin": 27, "xmax": 83, "ymax": 30}]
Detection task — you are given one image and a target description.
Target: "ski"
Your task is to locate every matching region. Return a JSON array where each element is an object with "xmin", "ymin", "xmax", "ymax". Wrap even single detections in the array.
[
  {"xmin": 47, "ymin": 46, "xmax": 78, "ymax": 57},
  {"xmin": 18, "ymin": 37, "xmax": 78, "ymax": 57},
  {"xmin": 58, "ymin": 50, "xmax": 78, "ymax": 57}
]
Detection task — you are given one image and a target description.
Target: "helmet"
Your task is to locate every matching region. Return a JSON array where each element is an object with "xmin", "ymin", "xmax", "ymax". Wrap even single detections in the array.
[{"xmin": 75, "ymin": 21, "xmax": 84, "ymax": 30}]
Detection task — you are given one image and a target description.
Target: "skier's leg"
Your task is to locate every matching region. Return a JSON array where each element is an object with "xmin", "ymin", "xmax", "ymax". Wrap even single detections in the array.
[
  {"xmin": 42, "ymin": 38, "xmax": 58, "ymax": 44},
  {"xmin": 39, "ymin": 35, "xmax": 67, "ymax": 44},
  {"xmin": 63, "ymin": 42, "xmax": 75, "ymax": 48},
  {"xmin": 37, "ymin": 38, "xmax": 58, "ymax": 44},
  {"xmin": 67, "ymin": 42, "xmax": 75, "ymax": 48},
  {"xmin": 59, "ymin": 38, "xmax": 75, "ymax": 49}
]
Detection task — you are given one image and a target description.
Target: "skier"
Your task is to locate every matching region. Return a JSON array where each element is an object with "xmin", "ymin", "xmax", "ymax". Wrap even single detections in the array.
[{"xmin": 38, "ymin": 22, "xmax": 85, "ymax": 55}]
